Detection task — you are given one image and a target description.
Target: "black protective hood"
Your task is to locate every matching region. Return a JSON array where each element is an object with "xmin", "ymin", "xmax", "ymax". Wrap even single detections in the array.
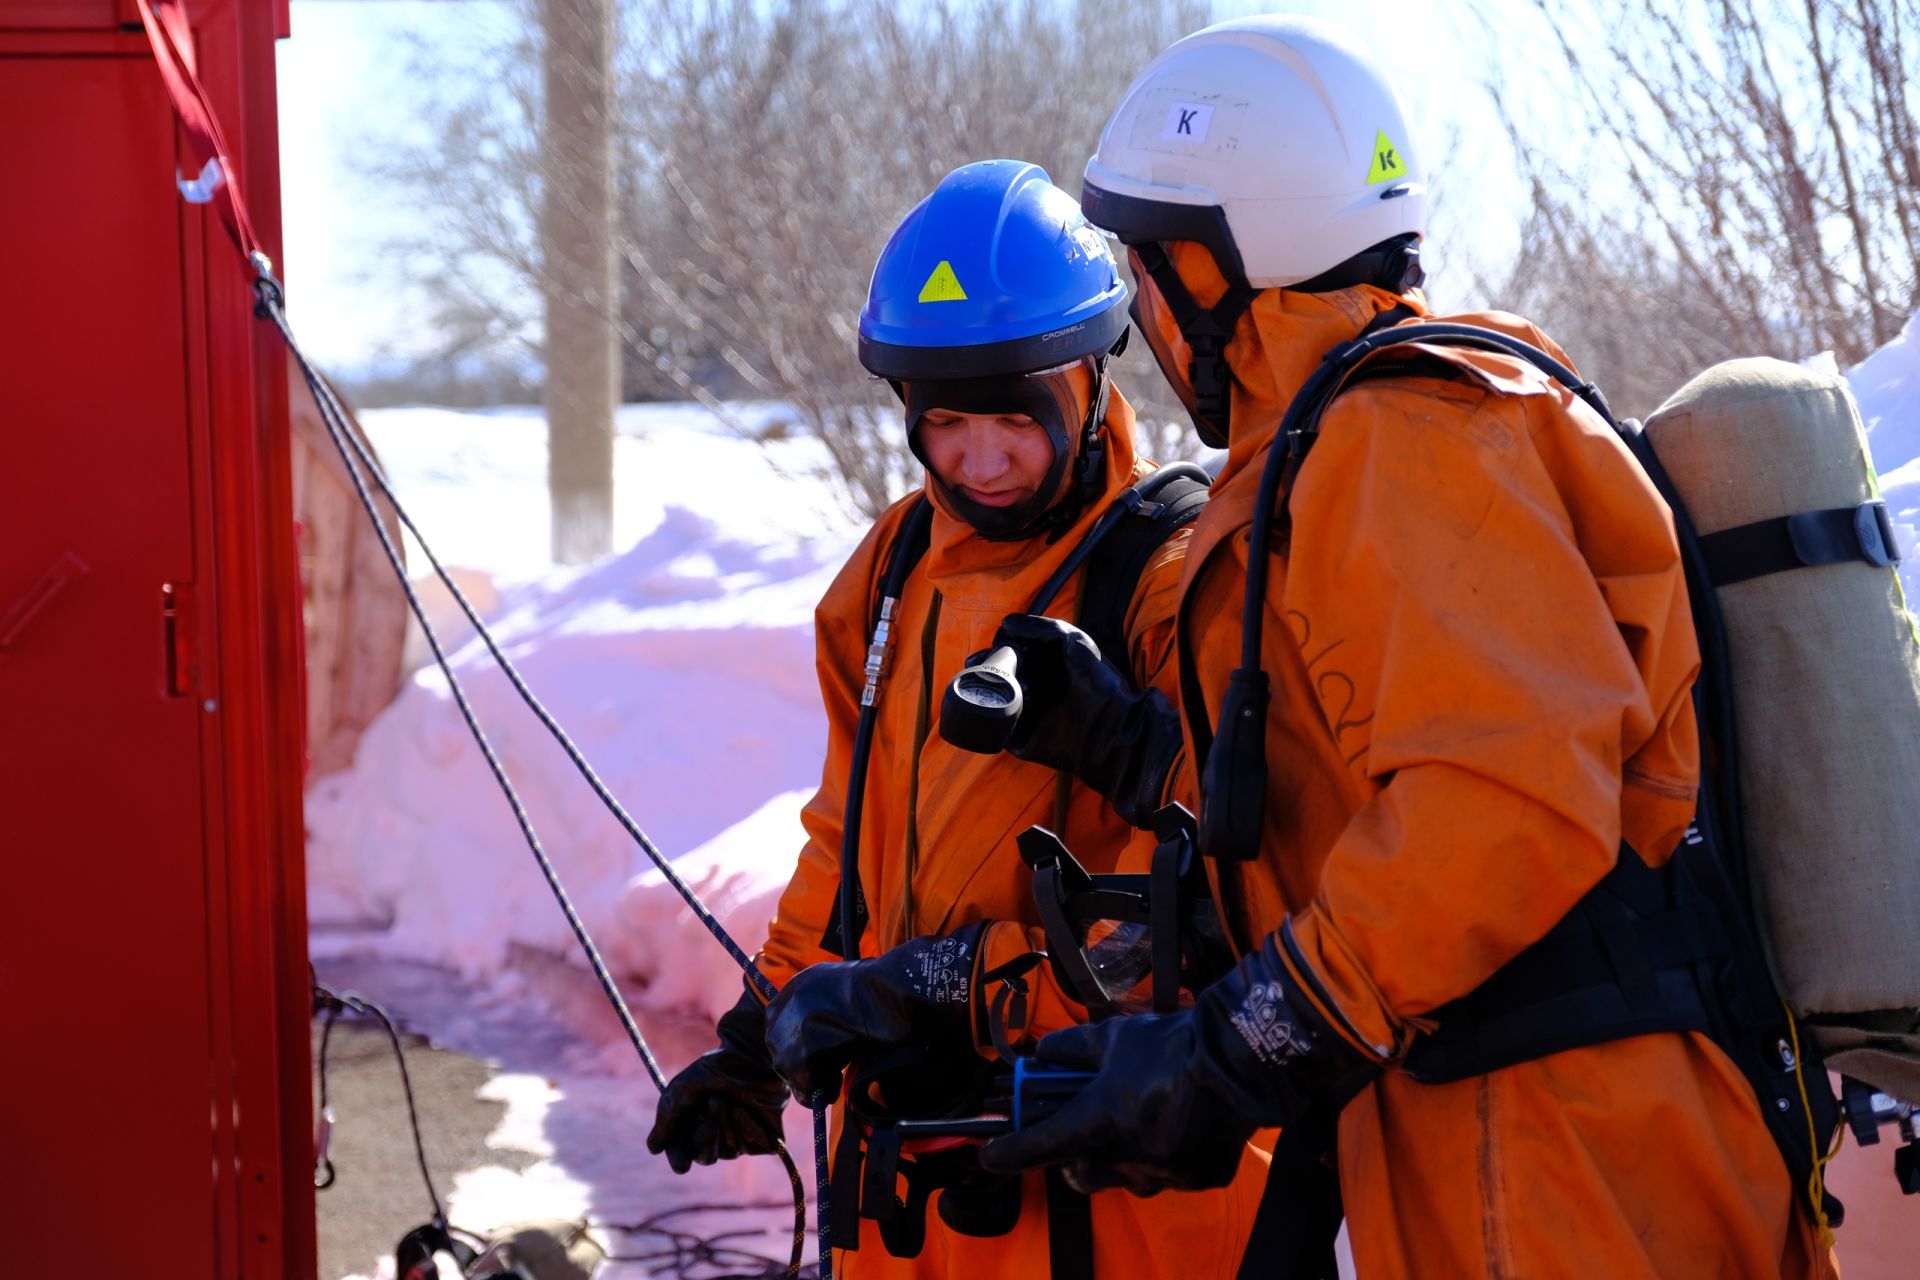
[{"xmin": 902, "ymin": 360, "xmax": 1108, "ymax": 541}]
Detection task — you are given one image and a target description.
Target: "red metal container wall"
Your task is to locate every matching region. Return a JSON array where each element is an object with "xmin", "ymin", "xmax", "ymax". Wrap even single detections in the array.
[{"xmin": 0, "ymin": 1, "xmax": 312, "ymax": 1275}]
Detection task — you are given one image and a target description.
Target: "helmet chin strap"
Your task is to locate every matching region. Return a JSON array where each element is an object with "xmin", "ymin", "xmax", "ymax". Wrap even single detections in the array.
[
  {"xmin": 1022, "ymin": 347, "xmax": 1120, "ymax": 545},
  {"xmin": 1067, "ymin": 352, "xmax": 1114, "ymax": 511},
  {"xmin": 1130, "ymin": 242, "xmax": 1258, "ymax": 450}
]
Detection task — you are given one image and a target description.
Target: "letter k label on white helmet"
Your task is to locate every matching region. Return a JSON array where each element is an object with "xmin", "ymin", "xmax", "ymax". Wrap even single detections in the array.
[{"xmin": 1163, "ymin": 101, "xmax": 1214, "ymax": 141}]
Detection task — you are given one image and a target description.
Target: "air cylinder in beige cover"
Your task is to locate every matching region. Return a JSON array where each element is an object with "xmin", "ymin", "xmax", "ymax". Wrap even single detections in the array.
[{"xmin": 1646, "ymin": 358, "xmax": 1920, "ymax": 1099}]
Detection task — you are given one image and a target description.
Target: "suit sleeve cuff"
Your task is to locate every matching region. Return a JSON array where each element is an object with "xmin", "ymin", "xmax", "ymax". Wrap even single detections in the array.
[{"xmin": 1284, "ymin": 908, "xmax": 1411, "ymax": 1060}]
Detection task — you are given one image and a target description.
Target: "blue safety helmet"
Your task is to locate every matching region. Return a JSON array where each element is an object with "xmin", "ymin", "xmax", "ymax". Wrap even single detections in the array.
[
  {"xmin": 860, "ymin": 161, "xmax": 1131, "ymax": 539},
  {"xmin": 858, "ymin": 160, "xmax": 1130, "ymax": 380}
]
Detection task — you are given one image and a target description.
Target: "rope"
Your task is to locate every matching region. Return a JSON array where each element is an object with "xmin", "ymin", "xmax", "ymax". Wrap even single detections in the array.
[
  {"xmin": 292, "ymin": 336, "xmax": 774, "ymax": 997},
  {"xmin": 124, "ymin": 2, "xmax": 828, "ymax": 1265},
  {"xmin": 263, "ymin": 279, "xmax": 664, "ymax": 1089},
  {"xmin": 255, "ymin": 271, "xmax": 820, "ymax": 1277}
]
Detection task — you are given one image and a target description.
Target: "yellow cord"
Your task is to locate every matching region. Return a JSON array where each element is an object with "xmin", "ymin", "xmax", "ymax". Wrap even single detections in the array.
[{"xmin": 1782, "ymin": 1002, "xmax": 1841, "ymax": 1250}]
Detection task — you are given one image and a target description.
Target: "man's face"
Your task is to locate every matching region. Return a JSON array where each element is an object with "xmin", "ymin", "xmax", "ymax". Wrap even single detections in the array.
[{"xmin": 913, "ymin": 408, "xmax": 1058, "ymax": 511}]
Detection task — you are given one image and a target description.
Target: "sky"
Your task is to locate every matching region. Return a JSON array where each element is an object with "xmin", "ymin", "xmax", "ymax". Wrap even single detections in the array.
[
  {"xmin": 277, "ymin": 1, "xmax": 519, "ymax": 368},
  {"xmin": 274, "ymin": 0, "xmax": 1539, "ymax": 373}
]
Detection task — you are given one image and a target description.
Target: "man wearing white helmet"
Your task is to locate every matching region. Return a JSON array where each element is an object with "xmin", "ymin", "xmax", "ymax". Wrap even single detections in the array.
[{"xmin": 975, "ymin": 15, "xmax": 1833, "ymax": 1279}]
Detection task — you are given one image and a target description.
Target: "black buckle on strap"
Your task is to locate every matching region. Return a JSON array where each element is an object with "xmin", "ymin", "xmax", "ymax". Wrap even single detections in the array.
[
  {"xmin": 1188, "ymin": 331, "xmax": 1232, "ymax": 425},
  {"xmin": 1847, "ymin": 499, "xmax": 1903, "ymax": 568}
]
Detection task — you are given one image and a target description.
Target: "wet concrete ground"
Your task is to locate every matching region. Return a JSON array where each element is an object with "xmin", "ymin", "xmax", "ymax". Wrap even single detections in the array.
[{"xmin": 308, "ymin": 951, "xmax": 808, "ymax": 1279}]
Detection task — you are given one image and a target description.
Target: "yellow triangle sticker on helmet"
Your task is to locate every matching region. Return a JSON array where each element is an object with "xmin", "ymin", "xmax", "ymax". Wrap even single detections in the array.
[
  {"xmin": 1367, "ymin": 130, "xmax": 1408, "ymax": 184},
  {"xmin": 918, "ymin": 260, "xmax": 968, "ymax": 303}
]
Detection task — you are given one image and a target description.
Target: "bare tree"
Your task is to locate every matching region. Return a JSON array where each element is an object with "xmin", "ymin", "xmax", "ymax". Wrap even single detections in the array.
[
  {"xmin": 1479, "ymin": 0, "xmax": 1920, "ymax": 417},
  {"xmin": 368, "ymin": 10, "xmax": 546, "ymax": 397},
  {"xmin": 375, "ymin": 0, "xmax": 1208, "ymax": 521},
  {"xmin": 620, "ymin": 0, "xmax": 1215, "ymax": 513}
]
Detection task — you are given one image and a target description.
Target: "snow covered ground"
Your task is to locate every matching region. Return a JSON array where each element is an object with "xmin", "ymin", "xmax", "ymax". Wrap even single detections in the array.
[
  {"xmin": 1853, "ymin": 312, "xmax": 1920, "ymax": 600},
  {"xmin": 308, "ymin": 402, "xmax": 857, "ymax": 993},
  {"xmin": 308, "ymin": 403, "xmax": 862, "ymax": 1276},
  {"xmin": 308, "ymin": 324, "xmax": 1919, "ymax": 1277}
]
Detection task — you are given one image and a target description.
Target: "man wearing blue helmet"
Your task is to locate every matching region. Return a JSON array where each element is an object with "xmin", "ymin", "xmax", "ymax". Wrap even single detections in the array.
[{"xmin": 647, "ymin": 160, "xmax": 1269, "ymax": 1276}]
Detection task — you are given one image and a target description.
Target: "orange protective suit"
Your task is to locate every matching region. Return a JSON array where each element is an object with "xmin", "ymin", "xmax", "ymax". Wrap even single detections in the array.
[
  {"xmin": 1134, "ymin": 241, "xmax": 1835, "ymax": 1278},
  {"xmin": 758, "ymin": 382, "xmax": 1267, "ymax": 1277}
]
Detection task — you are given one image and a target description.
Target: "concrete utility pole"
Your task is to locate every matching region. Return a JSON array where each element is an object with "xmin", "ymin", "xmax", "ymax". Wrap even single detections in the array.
[{"xmin": 540, "ymin": 0, "xmax": 617, "ymax": 564}]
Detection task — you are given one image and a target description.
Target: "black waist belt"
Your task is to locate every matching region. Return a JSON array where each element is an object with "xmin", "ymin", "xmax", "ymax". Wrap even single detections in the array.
[
  {"xmin": 1404, "ymin": 846, "xmax": 1726, "ymax": 1083},
  {"xmin": 1233, "ymin": 846, "xmax": 1737, "ymax": 1279},
  {"xmin": 1391, "ymin": 835, "xmax": 1840, "ymax": 1226}
]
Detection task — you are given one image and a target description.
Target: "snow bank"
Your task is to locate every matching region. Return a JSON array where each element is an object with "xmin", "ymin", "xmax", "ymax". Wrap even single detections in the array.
[
  {"xmin": 306, "ymin": 404, "xmax": 859, "ymax": 1018},
  {"xmin": 359, "ymin": 401, "xmax": 837, "ymax": 583},
  {"xmin": 606, "ymin": 788, "xmax": 814, "ymax": 1022},
  {"xmin": 1851, "ymin": 313, "xmax": 1920, "ymax": 601}
]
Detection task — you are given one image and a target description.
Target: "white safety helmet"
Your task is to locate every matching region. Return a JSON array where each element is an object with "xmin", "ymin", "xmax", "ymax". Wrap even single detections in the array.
[
  {"xmin": 1081, "ymin": 15, "xmax": 1427, "ymax": 443},
  {"xmin": 1082, "ymin": 14, "xmax": 1426, "ymax": 290}
]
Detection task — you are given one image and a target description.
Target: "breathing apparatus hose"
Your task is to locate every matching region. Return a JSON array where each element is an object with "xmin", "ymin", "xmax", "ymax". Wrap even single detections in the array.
[
  {"xmin": 1199, "ymin": 322, "xmax": 1614, "ymax": 863},
  {"xmin": 253, "ymin": 270, "xmax": 826, "ymax": 1279},
  {"xmin": 832, "ymin": 501, "xmax": 934, "ymax": 961}
]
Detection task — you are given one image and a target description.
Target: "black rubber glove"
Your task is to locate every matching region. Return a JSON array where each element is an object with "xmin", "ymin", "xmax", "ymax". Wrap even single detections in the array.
[
  {"xmin": 764, "ymin": 922, "xmax": 989, "ymax": 1104},
  {"xmin": 979, "ymin": 923, "xmax": 1380, "ymax": 1196},
  {"xmin": 645, "ymin": 985, "xmax": 789, "ymax": 1174},
  {"xmin": 986, "ymin": 613, "xmax": 1183, "ymax": 828}
]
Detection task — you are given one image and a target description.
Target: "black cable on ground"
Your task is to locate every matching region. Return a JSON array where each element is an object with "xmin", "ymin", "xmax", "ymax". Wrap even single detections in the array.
[
  {"xmin": 315, "ymin": 1002, "xmax": 340, "ymax": 1190},
  {"xmin": 256, "ymin": 266, "xmax": 819, "ymax": 1278},
  {"xmin": 598, "ymin": 1200, "xmax": 820, "ymax": 1278},
  {"xmin": 312, "ymin": 984, "xmax": 449, "ymax": 1226}
]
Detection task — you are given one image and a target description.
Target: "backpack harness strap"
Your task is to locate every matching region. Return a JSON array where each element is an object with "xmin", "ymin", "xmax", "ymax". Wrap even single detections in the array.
[
  {"xmin": 1075, "ymin": 462, "xmax": 1211, "ymax": 669},
  {"xmin": 1192, "ymin": 322, "xmax": 1842, "ymax": 1259}
]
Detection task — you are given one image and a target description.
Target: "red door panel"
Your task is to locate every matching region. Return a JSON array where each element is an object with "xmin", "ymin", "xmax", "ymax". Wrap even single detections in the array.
[{"xmin": 0, "ymin": 54, "xmax": 216, "ymax": 1275}]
